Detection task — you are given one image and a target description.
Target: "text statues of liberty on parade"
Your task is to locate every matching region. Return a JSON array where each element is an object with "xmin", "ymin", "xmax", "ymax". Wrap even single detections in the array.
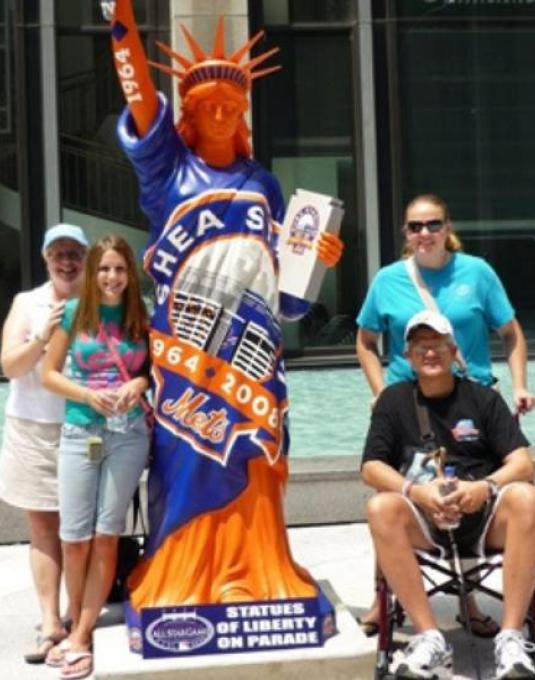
[{"xmin": 105, "ymin": 0, "xmax": 344, "ymax": 657}]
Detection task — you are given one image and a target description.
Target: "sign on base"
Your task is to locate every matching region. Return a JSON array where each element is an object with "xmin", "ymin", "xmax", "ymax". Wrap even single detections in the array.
[{"xmin": 125, "ymin": 593, "xmax": 337, "ymax": 658}]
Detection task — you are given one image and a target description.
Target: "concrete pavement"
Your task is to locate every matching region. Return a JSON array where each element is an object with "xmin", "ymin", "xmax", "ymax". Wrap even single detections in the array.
[{"xmin": 0, "ymin": 522, "xmax": 509, "ymax": 680}]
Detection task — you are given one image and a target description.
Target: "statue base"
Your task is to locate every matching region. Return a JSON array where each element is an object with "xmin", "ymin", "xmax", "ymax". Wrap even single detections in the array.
[
  {"xmin": 92, "ymin": 599, "xmax": 367, "ymax": 679},
  {"xmin": 124, "ymin": 591, "xmax": 336, "ymax": 658}
]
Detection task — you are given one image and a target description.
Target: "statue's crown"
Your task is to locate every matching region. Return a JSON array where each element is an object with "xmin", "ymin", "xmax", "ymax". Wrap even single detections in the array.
[{"xmin": 149, "ymin": 16, "xmax": 280, "ymax": 97}]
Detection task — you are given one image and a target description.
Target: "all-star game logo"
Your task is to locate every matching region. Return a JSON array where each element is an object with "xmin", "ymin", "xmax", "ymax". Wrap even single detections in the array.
[
  {"xmin": 146, "ymin": 611, "xmax": 215, "ymax": 653},
  {"xmin": 286, "ymin": 205, "xmax": 320, "ymax": 255}
]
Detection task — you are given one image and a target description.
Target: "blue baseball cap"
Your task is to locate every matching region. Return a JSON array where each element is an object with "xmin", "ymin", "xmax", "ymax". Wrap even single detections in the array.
[{"xmin": 42, "ymin": 224, "xmax": 89, "ymax": 253}]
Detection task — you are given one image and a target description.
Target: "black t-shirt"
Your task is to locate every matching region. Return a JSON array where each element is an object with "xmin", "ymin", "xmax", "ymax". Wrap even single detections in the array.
[{"xmin": 362, "ymin": 378, "xmax": 529, "ymax": 481}]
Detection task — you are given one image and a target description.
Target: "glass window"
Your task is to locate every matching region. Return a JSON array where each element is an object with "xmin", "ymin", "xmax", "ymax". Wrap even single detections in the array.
[
  {"xmin": 264, "ymin": 33, "xmax": 354, "ymax": 156},
  {"xmin": 253, "ymin": 19, "xmax": 364, "ymax": 354},
  {"xmin": 0, "ymin": 0, "xmax": 16, "ymax": 189},
  {"xmin": 57, "ymin": 2, "xmax": 170, "ymax": 235},
  {"xmin": 396, "ymin": 1, "xmax": 535, "ymax": 20},
  {"xmin": 56, "ymin": 1, "xmax": 147, "ymax": 28},
  {"xmin": 394, "ymin": 13, "xmax": 535, "ymax": 340},
  {"xmin": 264, "ymin": 0, "xmax": 356, "ymax": 25},
  {"xmin": 0, "ymin": 0, "xmax": 21, "ymax": 335}
]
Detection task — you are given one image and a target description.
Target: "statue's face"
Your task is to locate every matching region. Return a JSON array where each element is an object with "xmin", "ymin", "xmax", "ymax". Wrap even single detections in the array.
[
  {"xmin": 195, "ymin": 97, "xmax": 242, "ymax": 143},
  {"xmin": 191, "ymin": 84, "xmax": 247, "ymax": 145}
]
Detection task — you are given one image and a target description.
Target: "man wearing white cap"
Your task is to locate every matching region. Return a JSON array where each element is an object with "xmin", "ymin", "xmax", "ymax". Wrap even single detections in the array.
[{"xmin": 361, "ymin": 310, "xmax": 535, "ymax": 679}]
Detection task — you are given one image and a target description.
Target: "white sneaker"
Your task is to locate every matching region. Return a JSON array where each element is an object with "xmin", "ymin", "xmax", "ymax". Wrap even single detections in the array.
[
  {"xmin": 495, "ymin": 629, "xmax": 535, "ymax": 679},
  {"xmin": 392, "ymin": 630, "xmax": 453, "ymax": 679}
]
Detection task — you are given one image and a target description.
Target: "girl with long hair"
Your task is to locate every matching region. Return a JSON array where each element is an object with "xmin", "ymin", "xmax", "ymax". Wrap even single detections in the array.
[{"xmin": 41, "ymin": 234, "xmax": 150, "ymax": 679}]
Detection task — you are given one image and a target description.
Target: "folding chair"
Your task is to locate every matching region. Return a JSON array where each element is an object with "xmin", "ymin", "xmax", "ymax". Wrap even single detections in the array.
[{"xmin": 373, "ymin": 547, "xmax": 535, "ymax": 679}]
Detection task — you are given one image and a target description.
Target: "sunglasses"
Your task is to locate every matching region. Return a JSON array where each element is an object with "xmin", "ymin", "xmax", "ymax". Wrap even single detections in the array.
[
  {"xmin": 48, "ymin": 249, "xmax": 84, "ymax": 262},
  {"xmin": 406, "ymin": 219, "xmax": 446, "ymax": 234}
]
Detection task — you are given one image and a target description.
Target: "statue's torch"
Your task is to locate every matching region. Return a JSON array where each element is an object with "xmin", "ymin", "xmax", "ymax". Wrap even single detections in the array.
[{"xmin": 99, "ymin": 1, "xmax": 116, "ymax": 21}]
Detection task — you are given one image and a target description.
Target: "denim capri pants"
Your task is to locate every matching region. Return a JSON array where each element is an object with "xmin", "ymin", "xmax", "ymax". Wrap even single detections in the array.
[{"xmin": 58, "ymin": 415, "xmax": 149, "ymax": 542}]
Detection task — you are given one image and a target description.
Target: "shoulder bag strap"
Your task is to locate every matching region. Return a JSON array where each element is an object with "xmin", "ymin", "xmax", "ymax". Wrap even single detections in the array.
[
  {"xmin": 412, "ymin": 387, "xmax": 448, "ymax": 479},
  {"xmin": 100, "ymin": 324, "xmax": 153, "ymax": 416},
  {"xmin": 405, "ymin": 256, "xmax": 468, "ymax": 375},
  {"xmin": 405, "ymin": 256, "xmax": 440, "ymax": 312},
  {"xmin": 412, "ymin": 385, "xmax": 437, "ymax": 449}
]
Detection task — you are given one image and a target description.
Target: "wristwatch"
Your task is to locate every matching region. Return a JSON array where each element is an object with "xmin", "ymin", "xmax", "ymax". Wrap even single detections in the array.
[{"xmin": 484, "ymin": 478, "xmax": 499, "ymax": 500}]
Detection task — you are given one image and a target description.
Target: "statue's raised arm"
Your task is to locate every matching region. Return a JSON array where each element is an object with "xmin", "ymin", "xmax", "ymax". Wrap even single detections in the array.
[{"xmin": 107, "ymin": 0, "xmax": 158, "ymax": 136}]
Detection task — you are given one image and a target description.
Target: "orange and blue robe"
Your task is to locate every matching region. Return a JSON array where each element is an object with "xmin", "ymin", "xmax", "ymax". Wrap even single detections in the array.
[{"xmin": 118, "ymin": 95, "xmax": 316, "ymax": 608}]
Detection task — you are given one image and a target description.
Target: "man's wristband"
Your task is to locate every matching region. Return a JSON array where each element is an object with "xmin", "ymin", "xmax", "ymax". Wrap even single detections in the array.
[
  {"xmin": 401, "ymin": 479, "xmax": 414, "ymax": 498},
  {"xmin": 484, "ymin": 478, "xmax": 499, "ymax": 500}
]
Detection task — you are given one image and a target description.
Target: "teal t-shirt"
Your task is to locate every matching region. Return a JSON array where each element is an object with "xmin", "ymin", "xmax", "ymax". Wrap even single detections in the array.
[
  {"xmin": 356, "ymin": 252, "xmax": 514, "ymax": 386},
  {"xmin": 61, "ymin": 299, "xmax": 148, "ymax": 426}
]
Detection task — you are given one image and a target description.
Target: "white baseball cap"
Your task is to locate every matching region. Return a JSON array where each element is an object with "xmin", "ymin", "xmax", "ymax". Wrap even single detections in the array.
[
  {"xmin": 42, "ymin": 224, "xmax": 89, "ymax": 253},
  {"xmin": 404, "ymin": 310, "xmax": 455, "ymax": 343}
]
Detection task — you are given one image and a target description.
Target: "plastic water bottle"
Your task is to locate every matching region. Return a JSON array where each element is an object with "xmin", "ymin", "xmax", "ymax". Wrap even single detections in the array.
[
  {"xmin": 106, "ymin": 390, "xmax": 128, "ymax": 433},
  {"xmin": 106, "ymin": 413, "xmax": 128, "ymax": 432},
  {"xmin": 106, "ymin": 411, "xmax": 128, "ymax": 433},
  {"xmin": 437, "ymin": 464, "xmax": 461, "ymax": 530}
]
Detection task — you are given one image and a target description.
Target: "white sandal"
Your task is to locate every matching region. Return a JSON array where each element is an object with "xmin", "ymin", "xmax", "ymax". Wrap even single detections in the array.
[
  {"xmin": 45, "ymin": 638, "xmax": 71, "ymax": 668},
  {"xmin": 59, "ymin": 650, "xmax": 93, "ymax": 680}
]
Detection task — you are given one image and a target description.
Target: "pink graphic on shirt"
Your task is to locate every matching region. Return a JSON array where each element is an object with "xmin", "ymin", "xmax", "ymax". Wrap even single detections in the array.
[{"xmin": 72, "ymin": 321, "xmax": 146, "ymax": 390}]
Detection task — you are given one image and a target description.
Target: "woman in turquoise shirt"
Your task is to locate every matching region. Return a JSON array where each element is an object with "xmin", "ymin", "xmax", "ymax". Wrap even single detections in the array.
[
  {"xmin": 42, "ymin": 234, "xmax": 150, "ymax": 680},
  {"xmin": 357, "ymin": 193, "xmax": 532, "ymax": 409},
  {"xmin": 356, "ymin": 193, "xmax": 533, "ymax": 637}
]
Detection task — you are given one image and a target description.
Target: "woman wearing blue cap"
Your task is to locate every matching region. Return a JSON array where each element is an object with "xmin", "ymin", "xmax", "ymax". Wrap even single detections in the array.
[{"xmin": 0, "ymin": 224, "xmax": 88, "ymax": 663}]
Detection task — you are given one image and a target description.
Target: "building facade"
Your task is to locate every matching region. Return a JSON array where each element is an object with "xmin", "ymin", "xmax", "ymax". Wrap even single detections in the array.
[{"xmin": 2, "ymin": 0, "xmax": 535, "ymax": 362}]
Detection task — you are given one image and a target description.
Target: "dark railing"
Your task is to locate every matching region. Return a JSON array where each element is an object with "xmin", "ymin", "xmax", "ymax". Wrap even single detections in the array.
[
  {"xmin": 58, "ymin": 62, "xmax": 148, "ymax": 228},
  {"xmin": 59, "ymin": 65, "xmax": 125, "ymax": 137},
  {"xmin": 60, "ymin": 133, "xmax": 147, "ymax": 228},
  {"xmin": 59, "ymin": 72, "xmax": 99, "ymax": 136}
]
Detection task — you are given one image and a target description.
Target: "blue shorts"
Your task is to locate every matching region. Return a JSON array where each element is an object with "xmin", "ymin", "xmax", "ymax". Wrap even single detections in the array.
[{"xmin": 58, "ymin": 416, "xmax": 149, "ymax": 542}]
